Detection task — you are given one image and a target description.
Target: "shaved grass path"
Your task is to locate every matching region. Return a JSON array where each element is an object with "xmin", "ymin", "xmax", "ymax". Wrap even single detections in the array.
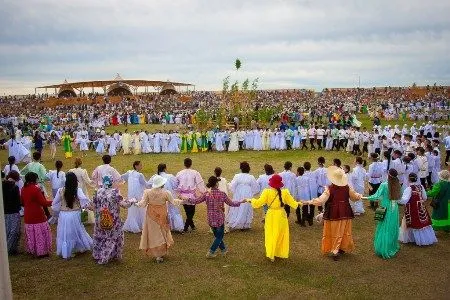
[{"xmin": 2, "ymin": 118, "xmax": 450, "ymax": 300}]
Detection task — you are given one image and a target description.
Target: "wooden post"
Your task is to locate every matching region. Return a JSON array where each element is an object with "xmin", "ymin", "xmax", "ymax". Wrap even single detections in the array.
[{"xmin": 0, "ymin": 182, "xmax": 13, "ymax": 300}]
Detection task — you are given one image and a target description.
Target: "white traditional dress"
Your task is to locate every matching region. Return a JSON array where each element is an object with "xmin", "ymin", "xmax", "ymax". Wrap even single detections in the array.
[
  {"xmin": 121, "ymin": 133, "xmax": 132, "ymax": 154},
  {"xmin": 252, "ymin": 130, "xmax": 263, "ymax": 151},
  {"xmin": 132, "ymin": 134, "xmax": 141, "ymax": 155},
  {"xmin": 349, "ymin": 165, "xmax": 366, "ymax": 215},
  {"xmin": 153, "ymin": 133, "xmax": 161, "ymax": 153},
  {"xmin": 6, "ymin": 138, "xmax": 30, "ymax": 163},
  {"xmin": 141, "ymin": 133, "xmax": 152, "ymax": 153},
  {"xmin": 228, "ymin": 131, "xmax": 239, "ymax": 152},
  {"xmin": 107, "ymin": 136, "xmax": 118, "ymax": 156},
  {"xmin": 150, "ymin": 172, "xmax": 184, "ymax": 232},
  {"xmin": 227, "ymin": 173, "xmax": 259, "ymax": 230},
  {"xmin": 215, "ymin": 132, "xmax": 224, "ymax": 151},
  {"xmin": 122, "ymin": 170, "xmax": 150, "ymax": 233}
]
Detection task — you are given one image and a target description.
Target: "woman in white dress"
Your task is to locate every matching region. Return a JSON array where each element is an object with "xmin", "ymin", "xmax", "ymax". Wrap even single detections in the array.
[
  {"xmin": 5, "ymin": 135, "xmax": 30, "ymax": 163},
  {"xmin": 227, "ymin": 162, "xmax": 260, "ymax": 230},
  {"xmin": 228, "ymin": 129, "xmax": 239, "ymax": 152},
  {"xmin": 269, "ymin": 130, "xmax": 277, "ymax": 150},
  {"xmin": 153, "ymin": 132, "xmax": 161, "ymax": 153},
  {"xmin": 349, "ymin": 157, "xmax": 367, "ymax": 215},
  {"xmin": 95, "ymin": 136, "xmax": 106, "ymax": 155},
  {"xmin": 167, "ymin": 132, "xmax": 180, "ymax": 153},
  {"xmin": 122, "ymin": 161, "xmax": 151, "ymax": 233},
  {"xmin": 107, "ymin": 135, "xmax": 118, "ymax": 156},
  {"xmin": 292, "ymin": 130, "xmax": 301, "ymax": 149},
  {"xmin": 252, "ymin": 129, "xmax": 263, "ymax": 151},
  {"xmin": 215, "ymin": 132, "xmax": 224, "ymax": 152},
  {"xmin": 52, "ymin": 172, "xmax": 93, "ymax": 259},
  {"xmin": 68, "ymin": 158, "xmax": 95, "ymax": 223},
  {"xmin": 277, "ymin": 131, "xmax": 286, "ymax": 150},
  {"xmin": 262, "ymin": 129, "xmax": 270, "ymax": 150},
  {"xmin": 77, "ymin": 135, "xmax": 90, "ymax": 156},
  {"xmin": 149, "ymin": 164, "xmax": 184, "ymax": 233},
  {"xmin": 141, "ymin": 131, "xmax": 152, "ymax": 153},
  {"xmin": 132, "ymin": 132, "xmax": 141, "ymax": 155}
]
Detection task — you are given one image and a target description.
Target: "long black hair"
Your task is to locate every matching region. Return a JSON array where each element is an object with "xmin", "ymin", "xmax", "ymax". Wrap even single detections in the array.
[
  {"xmin": 55, "ymin": 160, "xmax": 63, "ymax": 178},
  {"xmin": 276, "ymin": 188, "xmax": 284, "ymax": 207},
  {"xmin": 157, "ymin": 163, "xmax": 167, "ymax": 175},
  {"xmin": 8, "ymin": 156, "xmax": 15, "ymax": 172},
  {"xmin": 64, "ymin": 172, "xmax": 78, "ymax": 209}
]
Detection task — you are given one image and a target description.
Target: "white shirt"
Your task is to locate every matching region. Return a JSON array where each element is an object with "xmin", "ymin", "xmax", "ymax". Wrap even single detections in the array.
[
  {"xmin": 92, "ymin": 164, "xmax": 121, "ymax": 187},
  {"xmin": 46, "ymin": 170, "xmax": 66, "ymax": 190},
  {"xmin": 398, "ymin": 184, "xmax": 427, "ymax": 205}
]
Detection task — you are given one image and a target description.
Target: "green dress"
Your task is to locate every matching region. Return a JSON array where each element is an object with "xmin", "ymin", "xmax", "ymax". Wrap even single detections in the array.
[
  {"xmin": 180, "ymin": 134, "xmax": 188, "ymax": 154},
  {"xmin": 200, "ymin": 133, "xmax": 208, "ymax": 152},
  {"xmin": 62, "ymin": 134, "xmax": 73, "ymax": 158},
  {"xmin": 427, "ymin": 180, "xmax": 450, "ymax": 231},
  {"xmin": 366, "ymin": 182, "xmax": 400, "ymax": 259}
]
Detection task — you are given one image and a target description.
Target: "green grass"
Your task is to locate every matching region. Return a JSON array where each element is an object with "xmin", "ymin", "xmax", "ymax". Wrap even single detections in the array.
[{"xmin": 2, "ymin": 114, "xmax": 450, "ymax": 300}]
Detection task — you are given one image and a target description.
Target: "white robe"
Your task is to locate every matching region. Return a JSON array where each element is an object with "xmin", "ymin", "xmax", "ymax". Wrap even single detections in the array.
[
  {"xmin": 122, "ymin": 170, "xmax": 150, "ymax": 233},
  {"xmin": 228, "ymin": 132, "xmax": 239, "ymax": 152},
  {"xmin": 227, "ymin": 173, "xmax": 259, "ymax": 230}
]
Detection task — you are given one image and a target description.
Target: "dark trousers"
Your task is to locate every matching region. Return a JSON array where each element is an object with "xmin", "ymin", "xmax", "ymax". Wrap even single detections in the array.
[
  {"xmin": 339, "ymin": 139, "xmax": 345, "ymax": 149},
  {"xmin": 225, "ymin": 141, "xmax": 230, "ymax": 151},
  {"xmin": 286, "ymin": 140, "xmax": 291, "ymax": 150},
  {"xmin": 332, "ymin": 139, "xmax": 339, "ymax": 150},
  {"xmin": 375, "ymin": 147, "xmax": 381, "ymax": 155},
  {"xmin": 301, "ymin": 139, "xmax": 308, "ymax": 150},
  {"xmin": 420, "ymin": 177, "xmax": 427, "ymax": 190},
  {"xmin": 183, "ymin": 204, "xmax": 196, "ymax": 231},
  {"xmin": 301, "ymin": 205, "xmax": 315, "ymax": 225},
  {"xmin": 369, "ymin": 182, "xmax": 380, "ymax": 209},
  {"xmin": 317, "ymin": 139, "xmax": 323, "ymax": 149},
  {"xmin": 238, "ymin": 141, "xmax": 244, "ymax": 150},
  {"xmin": 309, "ymin": 138, "xmax": 316, "ymax": 149},
  {"xmin": 427, "ymin": 172, "xmax": 433, "ymax": 189},
  {"xmin": 362, "ymin": 142, "xmax": 369, "ymax": 154},
  {"xmin": 210, "ymin": 225, "xmax": 226, "ymax": 252},
  {"xmin": 445, "ymin": 150, "xmax": 450, "ymax": 164},
  {"xmin": 208, "ymin": 141, "xmax": 213, "ymax": 151},
  {"xmin": 284, "ymin": 205, "xmax": 291, "ymax": 217}
]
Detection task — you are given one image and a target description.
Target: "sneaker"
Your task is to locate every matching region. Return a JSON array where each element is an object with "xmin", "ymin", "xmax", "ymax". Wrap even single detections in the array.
[
  {"xmin": 221, "ymin": 249, "xmax": 228, "ymax": 256},
  {"xmin": 206, "ymin": 251, "xmax": 217, "ymax": 259}
]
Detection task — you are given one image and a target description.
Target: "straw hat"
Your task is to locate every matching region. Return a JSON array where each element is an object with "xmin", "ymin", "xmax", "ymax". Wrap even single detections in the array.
[
  {"xmin": 439, "ymin": 170, "xmax": 449, "ymax": 181},
  {"xmin": 326, "ymin": 166, "xmax": 348, "ymax": 186},
  {"xmin": 269, "ymin": 174, "xmax": 284, "ymax": 189},
  {"xmin": 152, "ymin": 175, "xmax": 167, "ymax": 188}
]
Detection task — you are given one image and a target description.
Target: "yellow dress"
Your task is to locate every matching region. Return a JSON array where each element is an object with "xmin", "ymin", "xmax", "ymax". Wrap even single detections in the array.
[{"xmin": 249, "ymin": 188, "xmax": 300, "ymax": 260}]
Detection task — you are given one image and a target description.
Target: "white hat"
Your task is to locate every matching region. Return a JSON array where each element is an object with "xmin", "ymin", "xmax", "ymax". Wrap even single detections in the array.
[
  {"xmin": 326, "ymin": 166, "xmax": 348, "ymax": 186},
  {"xmin": 152, "ymin": 175, "xmax": 167, "ymax": 188}
]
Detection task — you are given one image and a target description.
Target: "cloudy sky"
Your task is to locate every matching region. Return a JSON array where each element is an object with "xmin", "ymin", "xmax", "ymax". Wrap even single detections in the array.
[{"xmin": 1, "ymin": 0, "xmax": 449, "ymax": 95}]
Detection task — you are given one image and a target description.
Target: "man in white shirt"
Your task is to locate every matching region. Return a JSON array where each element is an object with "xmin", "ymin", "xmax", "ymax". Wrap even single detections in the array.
[
  {"xmin": 91, "ymin": 155, "xmax": 122, "ymax": 188},
  {"xmin": 316, "ymin": 126, "xmax": 325, "ymax": 150},
  {"xmin": 176, "ymin": 158, "xmax": 206, "ymax": 232},
  {"xmin": 308, "ymin": 126, "xmax": 316, "ymax": 150}
]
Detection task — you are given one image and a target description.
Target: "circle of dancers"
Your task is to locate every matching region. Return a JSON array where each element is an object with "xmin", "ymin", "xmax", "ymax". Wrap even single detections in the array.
[{"xmin": 3, "ymin": 131, "xmax": 449, "ymax": 262}]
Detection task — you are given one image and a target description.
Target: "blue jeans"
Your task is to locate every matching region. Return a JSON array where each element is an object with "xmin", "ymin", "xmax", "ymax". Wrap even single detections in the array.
[{"xmin": 210, "ymin": 225, "xmax": 226, "ymax": 253}]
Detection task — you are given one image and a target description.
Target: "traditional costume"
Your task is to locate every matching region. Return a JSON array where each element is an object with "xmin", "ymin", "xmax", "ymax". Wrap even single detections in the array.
[{"xmin": 426, "ymin": 170, "xmax": 450, "ymax": 232}]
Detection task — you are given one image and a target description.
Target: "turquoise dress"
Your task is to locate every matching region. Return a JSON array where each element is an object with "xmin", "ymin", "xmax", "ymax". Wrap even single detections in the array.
[{"xmin": 366, "ymin": 182, "xmax": 400, "ymax": 259}]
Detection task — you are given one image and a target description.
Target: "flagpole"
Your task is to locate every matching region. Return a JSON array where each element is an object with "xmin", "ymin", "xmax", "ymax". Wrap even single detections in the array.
[{"xmin": 0, "ymin": 181, "xmax": 13, "ymax": 300}]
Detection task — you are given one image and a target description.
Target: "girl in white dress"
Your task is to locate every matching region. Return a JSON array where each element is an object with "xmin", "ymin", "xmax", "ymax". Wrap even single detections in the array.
[
  {"xmin": 77, "ymin": 135, "xmax": 90, "ymax": 156},
  {"xmin": 269, "ymin": 130, "xmax": 277, "ymax": 150},
  {"xmin": 167, "ymin": 132, "xmax": 179, "ymax": 153},
  {"xmin": 292, "ymin": 130, "xmax": 301, "ymax": 149},
  {"xmin": 153, "ymin": 132, "xmax": 161, "ymax": 153},
  {"xmin": 95, "ymin": 136, "xmax": 106, "ymax": 154},
  {"xmin": 46, "ymin": 160, "xmax": 66, "ymax": 198},
  {"xmin": 107, "ymin": 135, "xmax": 118, "ymax": 156},
  {"xmin": 252, "ymin": 129, "xmax": 263, "ymax": 151},
  {"xmin": 132, "ymin": 132, "xmax": 141, "ymax": 155},
  {"xmin": 215, "ymin": 132, "xmax": 224, "ymax": 151},
  {"xmin": 122, "ymin": 161, "xmax": 151, "ymax": 233},
  {"xmin": 3, "ymin": 156, "xmax": 20, "ymax": 176},
  {"xmin": 68, "ymin": 158, "xmax": 95, "ymax": 224},
  {"xmin": 227, "ymin": 162, "xmax": 259, "ymax": 230},
  {"xmin": 52, "ymin": 172, "xmax": 93, "ymax": 259},
  {"xmin": 150, "ymin": 164, "xmax": 184, "ymax": 233},
  {"xmin": 141, "ymin": 131, "xmax": 152, "ymax": 153}
]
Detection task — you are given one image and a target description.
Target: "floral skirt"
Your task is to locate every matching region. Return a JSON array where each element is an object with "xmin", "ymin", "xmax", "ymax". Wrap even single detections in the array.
[
  {"xmin": 25, "ymin": 222, "xmax": 52, "ymax": 256},
  {"xmin": 5, "ymin": 213, "xmax": 21, "ymax": 254}
]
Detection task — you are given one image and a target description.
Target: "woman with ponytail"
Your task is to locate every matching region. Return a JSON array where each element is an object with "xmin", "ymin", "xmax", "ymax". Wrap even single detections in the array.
[
  {"xmin": 246, "ymin": 174, "xmax": 301, "ymax": 262},
  {"xmin": 362, "ymin": 169, "xmax": 402, "ymax": 259}
]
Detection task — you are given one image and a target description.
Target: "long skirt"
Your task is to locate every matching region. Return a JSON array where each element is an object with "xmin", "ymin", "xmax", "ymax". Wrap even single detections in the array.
[
  {"xmin": 48, "ymin": 188, "xmax": 60, "ymax": 225},
  {"xmin": 123, "ymin": 206, "xmax": 146, "ymax": 233},
  {"xmin": 321, "ymin": 219, "xmax": 354, "ymax": 255},
  {"xmin": 373, "ymin": 203, "xmax": 400, "ymax": 259},
  {"xmin": 5, "ymin": 213, "xmax": 21, "ymax": 254},
  {"xmin": 432, "ymin": 203, "xmax": 450, "ymax": 231},
  {"xmin": 264, "ymin": 208, "xmax": 290, "ymax": 259},
  {"xmin": 168, "ymin": 202, "xmax": 184, "ymax": 232},
  {"xmin": 56, "ymin": 211, "xmax": 93, "ymax": 259},
  {"xmin": 92, "ymin": 226, "xmax": 124, "ymax": 264},
  {"xmin": 25, "ymin": 222, "xmax": 52, "ymax": 256},
  {"xmin": 399, "ymin": 216, "xmax": 438, "ymax": 246},
  {"xmin": 139, "ymin": 205, "xmax": 173, "ymax": 258},
  {"xmin": 227, "ymin": 202, "xmax": 253, "ymax": 230}
]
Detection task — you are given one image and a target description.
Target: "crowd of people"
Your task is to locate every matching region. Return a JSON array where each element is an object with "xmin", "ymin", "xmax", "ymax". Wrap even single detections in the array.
[{"xmin": 2, "ymin": 141, "xmax": 449, "ymax": 263}]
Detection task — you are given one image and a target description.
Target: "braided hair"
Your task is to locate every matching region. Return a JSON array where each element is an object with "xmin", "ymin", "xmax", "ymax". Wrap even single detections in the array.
[{"xmin": 276, "ymin": 188, "xmax": 284, "ymax": 207}]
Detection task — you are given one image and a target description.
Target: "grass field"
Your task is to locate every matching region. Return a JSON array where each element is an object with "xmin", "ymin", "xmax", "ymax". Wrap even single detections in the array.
[{"xmin": 2, "ymin": 115, "xmax": 449, "ymax": 300}]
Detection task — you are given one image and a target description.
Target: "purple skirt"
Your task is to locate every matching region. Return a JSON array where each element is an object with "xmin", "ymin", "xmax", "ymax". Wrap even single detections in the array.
[{"xmin": 25, "ymin": 222, "xmax": 52, "ymax": 256}]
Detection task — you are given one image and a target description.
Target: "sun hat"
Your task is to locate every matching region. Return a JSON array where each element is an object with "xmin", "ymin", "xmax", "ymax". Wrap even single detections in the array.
[
  {"xmin": 326, "ymin": 166, "xmax": 348, "ymax": 186},
  {"xmin": 439, "ymin": 170, "xmax": 449, "ymax": 181},
  {"xmin": 152, "ymin": 175, "xmax": 167, "ymax": 188},
  {"xmin": 269, "ymin": 174, "xmax": 284, "ymax": 189}
]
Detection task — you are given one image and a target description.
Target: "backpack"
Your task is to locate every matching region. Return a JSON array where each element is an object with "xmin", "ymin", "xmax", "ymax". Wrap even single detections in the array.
[{"xmin": 99, "ymin": 207, "xmax": 114, "ymax": 230}]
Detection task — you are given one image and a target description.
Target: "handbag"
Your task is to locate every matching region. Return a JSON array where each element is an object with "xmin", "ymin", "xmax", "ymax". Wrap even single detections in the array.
[{"xmin": 374, "ymin": 206, "xmax": 387, "ymax": 221}]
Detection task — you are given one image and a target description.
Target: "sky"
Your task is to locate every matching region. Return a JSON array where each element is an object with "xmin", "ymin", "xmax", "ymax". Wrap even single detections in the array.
[{"xmin": 1, "ymin": 0, "xmax": 449, "ymax": 95}]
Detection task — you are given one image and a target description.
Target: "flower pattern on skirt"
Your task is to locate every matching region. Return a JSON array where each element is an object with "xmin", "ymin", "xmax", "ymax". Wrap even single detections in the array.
[{"xmin": 25, "ymin": 222, "xmax": 52, "ymax": 256}]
